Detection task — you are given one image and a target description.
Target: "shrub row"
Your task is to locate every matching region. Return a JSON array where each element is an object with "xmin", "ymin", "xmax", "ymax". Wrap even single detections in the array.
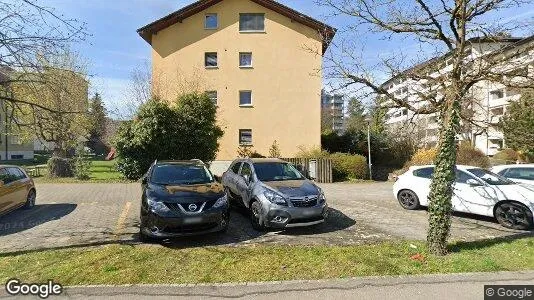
[
  {"xmin": 296, "ymin": 147, "xmax": 368, "ymax": 181},
  {"xmin": 403, "ymin": 143, "xmax": 490, "ymax": 170}
]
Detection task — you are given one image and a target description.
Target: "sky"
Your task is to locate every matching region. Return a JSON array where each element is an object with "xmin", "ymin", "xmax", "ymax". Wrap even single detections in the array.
[{"xmin": 44, "ymin": 0, "xmax": 534, "ymax": 117}]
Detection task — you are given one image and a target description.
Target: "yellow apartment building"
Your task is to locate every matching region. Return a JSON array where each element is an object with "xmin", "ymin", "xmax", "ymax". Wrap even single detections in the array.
[{"xmin": 138, "ymin": 0, "xmax": 335, "ymax": 159}]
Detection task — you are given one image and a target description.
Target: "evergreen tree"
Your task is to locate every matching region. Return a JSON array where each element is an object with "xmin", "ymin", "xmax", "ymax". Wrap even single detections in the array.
[
  {"xmin": 501, "ymin": 90, "xmax": 534, "ymax": 157},
  {"xmin": 87, "ymin": 93, "xmax": 108, "ymax": 155}
]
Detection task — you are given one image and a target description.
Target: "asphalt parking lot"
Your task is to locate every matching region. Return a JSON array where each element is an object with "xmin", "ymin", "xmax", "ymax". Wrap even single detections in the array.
[{"xmin": 0, "ymin": 182, "xmax": 530, "ymax": 253}]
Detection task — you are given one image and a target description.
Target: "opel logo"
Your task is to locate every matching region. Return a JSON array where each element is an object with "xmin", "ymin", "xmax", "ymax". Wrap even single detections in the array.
[{"xmin": 188, "ymin": 204, "xmax": 198, "ymax": 211}]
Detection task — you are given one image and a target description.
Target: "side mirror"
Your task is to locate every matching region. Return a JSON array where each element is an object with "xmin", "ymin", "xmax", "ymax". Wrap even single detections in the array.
[
  {"xmin": 213, "ymin": 175, "xmax": 221, "ymax": 183},
  {"xmin": 243, "ymin": 174, "xmax": 250, "ymax": 183},
  {"xmin": 141, "ymin": 177, "xmax": 148, "ymax": 185},
  {"xmin": 466, "ymin": 179, "xmax": 482, "ymax": 186}
]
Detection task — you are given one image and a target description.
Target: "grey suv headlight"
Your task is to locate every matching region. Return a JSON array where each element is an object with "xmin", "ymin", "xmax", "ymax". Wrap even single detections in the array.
[
  {"xmin": 147, "ymin": 198, "xmax": 170, "ymax": 213},
  {"xmin": 263, "ymin": 189, "xmax": 288, "ymax": 206},
  {"xmin": 213, "ymin": 194, "xmax": 228, "ymax": 208}
]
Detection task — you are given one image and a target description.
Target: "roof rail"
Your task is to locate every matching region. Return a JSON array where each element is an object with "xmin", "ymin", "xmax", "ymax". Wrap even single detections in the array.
[{"xmin": 190, "ymin": 159, "xmax": 204, "ymax": 164}]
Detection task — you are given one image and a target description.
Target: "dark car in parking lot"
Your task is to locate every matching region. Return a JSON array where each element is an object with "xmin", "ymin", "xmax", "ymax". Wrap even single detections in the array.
[
  {"xmin": 139, "ymin": 160, "xmax": 229, "ymax": 241},
  {"xmin": 0, "ymin": 165, "xmax": 36, "ymax": 216}
]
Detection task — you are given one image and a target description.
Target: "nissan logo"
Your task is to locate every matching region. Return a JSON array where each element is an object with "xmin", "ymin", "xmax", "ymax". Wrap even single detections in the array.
[{"xmin": 188, "ymin": 204, "xmax": 198, "ymax": 211}]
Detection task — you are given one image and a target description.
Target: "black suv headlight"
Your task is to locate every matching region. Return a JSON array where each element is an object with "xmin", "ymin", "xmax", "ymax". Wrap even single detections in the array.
[{"xmin": 147, "ymin": 198, "xmax": 170, "ymax": 213}]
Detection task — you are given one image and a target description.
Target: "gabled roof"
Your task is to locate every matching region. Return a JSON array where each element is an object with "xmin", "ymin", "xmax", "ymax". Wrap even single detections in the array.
[{"xmin": 137, "ymin": 0, "xmax": 336, "ymax": 54}]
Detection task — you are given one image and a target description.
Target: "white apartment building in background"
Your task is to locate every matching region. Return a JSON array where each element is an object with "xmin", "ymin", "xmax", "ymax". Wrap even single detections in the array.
[
  {"xmin": 382, "ymin": 36, "xmax": 534, "ymax": 156},
  {"xmin": 321, "ymin": 90, "xmax": 346, "ymax": 133}
]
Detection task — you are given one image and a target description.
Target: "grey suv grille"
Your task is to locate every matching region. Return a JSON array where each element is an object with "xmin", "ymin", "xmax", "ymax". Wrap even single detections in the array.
[{"xmin": 290, "ymin": 195, "xmax": 318, "ymax": 207}]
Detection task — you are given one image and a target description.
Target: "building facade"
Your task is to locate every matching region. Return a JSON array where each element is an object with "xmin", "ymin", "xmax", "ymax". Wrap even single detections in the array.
[
  {"xmin": 321, "ymin": 90, "xmax": 345, "ymax": 133},
  {"xmin": 0, "ymin": 68, "xmax": 34, "ymax": 161},
  {"xmin": 138, "ymin": 0, "xmax": 335, "ymax": 159},
  {"xmin": 382, "ymin": 36, "xmax": 534, "ymax": 156}
]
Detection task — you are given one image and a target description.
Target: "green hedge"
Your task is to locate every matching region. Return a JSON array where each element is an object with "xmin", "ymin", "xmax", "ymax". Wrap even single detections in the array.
[{"xmin": 330, "ymin": 152, "xmax": 368, "ymax": 181}]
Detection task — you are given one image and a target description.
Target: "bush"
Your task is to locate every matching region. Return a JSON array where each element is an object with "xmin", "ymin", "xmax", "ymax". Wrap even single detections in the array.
[
  {"xmin": 405, "ymin": 148, "xmax": 438, "ymax": 167},
  {"xmin": 47, "ymin": 157, "xmax": 73, "ymax": 178},
  {"xmin": 330, "ymin": 152, "xmax": 368, "ymax": 181},
  {"xmin": 493, "ymin": 149, "xmax": 520, "ymax": 163},
  {"xmin": 114, "ymin": 94, "xmax": 224, "ymax": 180},
  {"xmin": 456, "ymin": 143, "xmax": 490, "ymax": 168},
  {"xmin": 268, "ymin": 140, "xmax": 281, "ymax": 158},
  {"xmin": 404, "ymin": 144, "xmax": 490, "ymax": 169},
  {"xmin": 295, "ymin": 146, "xmax": 330, "ymax": 159},
  {"xmin": 295, "ymin": 147, "xmax": 368, "ymax": 181},
  {"xmin": 73, "ymin": 146, "xmax": 92, "ymax": 180}
]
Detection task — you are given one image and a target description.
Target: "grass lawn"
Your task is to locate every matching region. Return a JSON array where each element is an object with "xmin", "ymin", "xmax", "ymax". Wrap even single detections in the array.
[
  {"xmin": 0, "ymin": 237, "xmax": 533, "ymax": 285},
  {"xmin": 33, "ymin": 159, "xmax": 129, "ymax": 183}
]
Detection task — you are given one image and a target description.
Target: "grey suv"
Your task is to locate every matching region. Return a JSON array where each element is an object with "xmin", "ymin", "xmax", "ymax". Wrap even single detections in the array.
[{"xmin": 221, "ymin": 158, "xmax": 328, "ymax": 230}]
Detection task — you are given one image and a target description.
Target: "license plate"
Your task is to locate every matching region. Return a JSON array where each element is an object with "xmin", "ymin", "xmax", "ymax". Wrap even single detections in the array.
[
  {"xmin": 183, "ymin": 217, "xmax": 203, "ymax": 224},
  {"xmin": 302, "ymin": 210, "xmax": 315, "ymax": 216}
]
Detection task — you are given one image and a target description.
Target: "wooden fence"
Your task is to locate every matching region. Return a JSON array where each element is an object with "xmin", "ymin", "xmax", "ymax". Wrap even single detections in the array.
[{"xmin": 281, "ymin": 158, "xmax": 333, "ymax": 183}]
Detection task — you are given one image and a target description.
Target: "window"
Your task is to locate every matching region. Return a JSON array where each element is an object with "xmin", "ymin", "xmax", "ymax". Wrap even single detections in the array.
[
  {"xmin": 455, "ymin": 170, "xmax": 477, "ymax": 184},
  {"xmin": 206, "ymin": 91, "xmax": 218, "ymax": 105},
  {"xmin": 413, "ymin": 167, "xmax": 434, "ymax": 179},
  {"xmin": 10, "ymin": 155, "xmax": 23, "ymax": 160},
  {"xmin": 490, "ymin": 89, "xmax": 504, "ymax": 100},
  {"xmin": 8, "ymin": 167, "xmax": 25, "ymax": 180},
  {"xmin": 253, "ymin": 162, "xmax": 305, "ymax": 182},
  {"xmin": 239, "ymin": 52, "xmax": 252, "ymax": 67},
  {"xmin": 205, "ymin": 52, "xmax": 218, "ymax": 68},
  {"xmin": 240, "ymin": 163, "xmax": 252, "ymax": 177},
  {"xmin": 239, "ymin": 129, "xmax": 252, "ymax": 145},
  {"xmin": 204, "ymin": 13, "xmax": 218, "ymax": 29},
  {"xmin": 490, "ymin": 107, "xmax": 504, "ymax": 116},
  {"xmin": 503, "ymin": 168, "xmax": 534, "ymax": 181},
  {"xmin": 10, "ymin": 135, "xmax": 22, "ymax": 145},
  {"xmin": 239, "ymin": 13, "xmax": 265, "ymax": 32},
  {"xmin": 231, "ymin": 162, "xmax": 242, "ymax": 174},
  {"xmin": 0, "ymin": 168, "xmax": 16, "ymax": 184},
  {"xmin": 239, "ymin": 90, "xmax": 252, "ymax": 106},
  {"xmin": 150, "ymin": 164, "xmax": 213, "ymax": 185}
]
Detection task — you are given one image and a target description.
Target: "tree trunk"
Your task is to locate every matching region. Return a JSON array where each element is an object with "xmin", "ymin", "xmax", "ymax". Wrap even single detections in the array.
[
  {"xmin": 53, "ymin": 147, "xmax": 67, "ymax": 158},
  {"xmin": 427, "ymin": 96, "xmax": 461, "ymax": 255}
]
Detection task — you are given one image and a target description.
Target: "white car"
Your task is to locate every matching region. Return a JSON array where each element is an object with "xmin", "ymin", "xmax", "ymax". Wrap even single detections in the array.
[
  {"xmin": 491, "ymin": 164, "xmax": 534, "ymax": 185},
  {"xmin": 393, "ymin": 165, "xmax": 534, "ymax": 230}
]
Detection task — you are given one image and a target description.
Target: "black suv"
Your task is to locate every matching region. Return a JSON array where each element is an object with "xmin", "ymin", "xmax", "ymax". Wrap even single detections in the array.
[{"xmin": 139, "ymin": 160, "xmax": 229, "ymax": 241}]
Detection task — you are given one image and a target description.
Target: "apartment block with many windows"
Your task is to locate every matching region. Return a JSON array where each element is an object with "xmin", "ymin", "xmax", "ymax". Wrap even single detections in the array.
[
  {"xmin": 382, "ymin": 36, "xmax": 534, "ymax": 156},
  {"xmin": 321, "ymin": 90, "xmax": 345, "ymax": 133},
  {"xmin": 137, "ymin": 0, "xmax": 336, "ymax": 159}
]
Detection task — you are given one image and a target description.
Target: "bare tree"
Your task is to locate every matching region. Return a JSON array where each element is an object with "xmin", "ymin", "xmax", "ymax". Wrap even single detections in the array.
[
  {"xmin": 0, "ymin": 0, "xmax": 87, "ymax": 110},
  {"xmin": 11, "ymin": 51, "xmax": 90, "ymax": 158},
  {"xmin": 316, "ymin": 0, "xmax": 534, "ymax": 254}
]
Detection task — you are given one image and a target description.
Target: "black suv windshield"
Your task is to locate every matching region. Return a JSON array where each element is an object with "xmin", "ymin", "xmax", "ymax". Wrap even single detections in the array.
[
  {"xmin": 151, "ymin": 164, "xmax": 214, "ymax": 185},
  {"xmin": 467, "ymin": 168, "xmax": 515, "ymax": 185},
  {"xmin": 253, "ymin": 162, "xmax": 305, "ymax": 181}
]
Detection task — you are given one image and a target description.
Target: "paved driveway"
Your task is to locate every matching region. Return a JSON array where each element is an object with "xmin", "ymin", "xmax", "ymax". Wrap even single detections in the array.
[{"xmin": 0, "ymin": 182, "xmax": 530, "ymax": 253}]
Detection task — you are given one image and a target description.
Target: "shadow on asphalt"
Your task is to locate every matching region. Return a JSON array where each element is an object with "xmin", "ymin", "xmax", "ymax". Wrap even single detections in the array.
[
  {"xmin": 154, "ymin": 207, "xmax": 356, "ymax": 249},
  {"xmin": 0, "ymin": 204, "xmax": 77, "ymax": 237}
]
